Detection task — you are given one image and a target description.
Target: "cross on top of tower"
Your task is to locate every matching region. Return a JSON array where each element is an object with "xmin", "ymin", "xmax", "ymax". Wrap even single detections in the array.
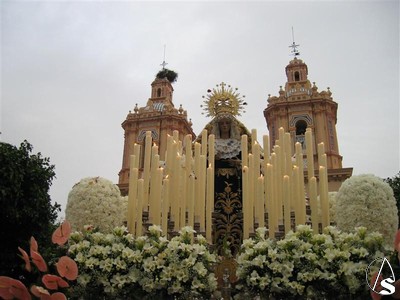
[
  {"xmin": 289, "ymin": 27, "xmax": 300, "ymax": 57},
  {"xmin": 160, "ymin": 45, "xmax": 168, "ymax": 70}
]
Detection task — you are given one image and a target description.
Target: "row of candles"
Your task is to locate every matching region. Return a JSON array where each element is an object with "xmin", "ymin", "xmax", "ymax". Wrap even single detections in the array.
[{"xmin": 126, "ymin": 127, "xmax": 330, "ymax": 242}]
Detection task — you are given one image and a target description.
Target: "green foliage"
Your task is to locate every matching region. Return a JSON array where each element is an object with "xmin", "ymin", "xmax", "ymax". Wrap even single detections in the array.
[
  {"xmin": 384, "ymin": 171, "xmax": 400, "ymax": 228},
  {"xmin": 0, "ymin": 140, "xmax": 60, "ymax": 277},
  {"xmin": 156, "ymin": 68, "xmax": 178, "ymax": 83}
]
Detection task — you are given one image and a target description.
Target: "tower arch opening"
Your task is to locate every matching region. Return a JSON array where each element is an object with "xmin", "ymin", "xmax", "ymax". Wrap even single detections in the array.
[{"xmin": 295, "ymin": 119, "xmax": 307, "ymax": 135}]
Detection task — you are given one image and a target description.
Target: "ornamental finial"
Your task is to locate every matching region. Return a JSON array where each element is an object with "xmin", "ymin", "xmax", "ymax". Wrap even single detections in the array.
[{"xmin": 201, "ymin": 82, "xmax": 247, "ymax": 118}]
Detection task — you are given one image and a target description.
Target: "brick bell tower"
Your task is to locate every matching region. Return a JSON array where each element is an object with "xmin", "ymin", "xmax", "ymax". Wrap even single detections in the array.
[
  {"xmin": 118, "ymin": 68, "xmax": 195, "ymax": 195},
  {"xmin": 263, "ymin": 47, "xmax": 352, "ymax": 192}
]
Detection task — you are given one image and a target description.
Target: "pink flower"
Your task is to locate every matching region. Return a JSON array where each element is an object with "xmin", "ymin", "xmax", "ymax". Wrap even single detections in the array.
[
  {"xmin": 52, "ymin": 221, "xmax": 71, "ymax": 246},
  {"xmin": 18, "ymin": 247, "xmax": 31, "ymax": 272},
  {"xmin": 42, "ymin": 274, "xmax": 69, "ymax": 290},
  {"xmin": 0, "ymin": 277, "xmax": 32, "ymax": 300},
  {"xmin": 31, "ymin": 250, "xmax": 48, "ymax": 272},
  {"xmin": 30, "ymin": 236, "xmax": 38, "ymax": 255},
  {"xmin": 56, "ymin": 256, "xmax": 78, "ymax": 281}
]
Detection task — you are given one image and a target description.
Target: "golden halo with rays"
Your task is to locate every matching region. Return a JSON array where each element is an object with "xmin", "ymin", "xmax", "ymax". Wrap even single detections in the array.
[{"xmin": 201, "ymin": 82, "xmax": 247, "ymax": 118}]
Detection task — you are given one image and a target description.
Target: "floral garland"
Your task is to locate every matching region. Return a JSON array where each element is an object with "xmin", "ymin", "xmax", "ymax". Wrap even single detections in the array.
[
  {"xmin": 335, "ymin": 174, "xmax": 398, "ymax": 247},
  {"xmin": 65, "ymin": 177, "xmax": 127, "ymax": 232},
  {"xmin": 236, "ymin": 225, "xmax": 386, "ymax": 299},
  {"xmin": 67, "ymin": 225, "xmax": 217, "ymax": 299}
]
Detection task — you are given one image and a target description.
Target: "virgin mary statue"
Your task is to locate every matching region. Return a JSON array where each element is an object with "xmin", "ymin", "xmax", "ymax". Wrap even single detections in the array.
[{"xmin": 197, "ymin": 83, "xmax": 251, "ymax": 256}]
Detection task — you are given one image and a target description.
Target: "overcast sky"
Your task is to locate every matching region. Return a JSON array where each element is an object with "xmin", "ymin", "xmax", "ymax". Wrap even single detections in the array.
[{"xmin": 1, "ymin": 1, "xmax": 399, "ymax": 218}]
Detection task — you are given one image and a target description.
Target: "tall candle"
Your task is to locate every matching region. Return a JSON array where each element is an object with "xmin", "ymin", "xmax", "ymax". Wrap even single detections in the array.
[
  {"xmin": 194, "ymin": 142, "xmax": 201, "ymax": 224},
  {"xmin": 242, "ymin": 166, "xmax": 249, "ymax": 239},
  {"xmin": 256, "ymin": 175, "xmax": 265, "ymax": 228},
  {"xmin": 165, "ymin": 135, "xmax": 173, "ymax": 174},
  {"xmin": 188, "ymin": 173, "xmax": 195, "ymax": 228},
  {"xmin": 127, "ymin": 158, "xmax": 138, "ymax": 233},
  {"xmin": 143, "ymin": 131, "xmax": 152, "ymax": 210},
  {"xmin": 173, "ymin": 130, "xmax": 179, "ymax": 143},
  {"xmin": 295, "ymin": 142, "xmax": 306, "ymax": 224},
  {"xmin": 278, "ymin": 127, "xmax": 285, "ymax": 150},
  {"xmin": 206, "ymin": 165, "xmax": 213, "ymax": 243},
  {"xmin": 201, "ymin": 129, "xmax": 208, "ymax": 156},
  {"xmin": 319, "ymin": 166, "xmax": 330, "ymax": 228},
  {"xmin": 136, "ymin": 179, "xmax": 144, "ymax": 236},
  {"xmin": 199, "ymin": 155, "xmax": 207, "ymax": 232},
  {"xmin": 271, "ymin": 153, "xmax": 281, "ymax": 221},
  {"xmin": 241, "ymin": 135, "xmax": 248, "ymax": 167},
  {"xmin": 292, "ymin": 166, "xmax": 301, "ymax": 226},
  {"xmin": 305, "ymin": 128, "xmax": 314, "ymax": 181},
  {"xmin": 208, "ymin": 134, "xmax": 215, "ymax": 169},
  {"xmin": 172, "ymin": 154, "xmax": 182, "ymax": 231},
  {"xmin": 283, "ymin": 175, "xmax": 291, "ymax": 234},
  {"xmin": 180, "ymin": 163, "xmax": 187, "ymax": 228},
  {"xmin": 133, "ymin": 144, "xmax": 141, "ymax": 169},
  {"xmin": 266, "ymin": 163, "xmax": 275, "ymax": 237},
  {"xmin": 248, "ymin": 154, "xmax": 254, "ymax": 233},
  {"xmin": 153, "ymin": 168, "xmax": 163, "ymax": 226},
  {"xmin": 317, "ymin": 142, "xmax": 325, "ymax": 167},
  {"xmin": 309, "ymin": 177, "xmax": 319, "ymax": 233},
  {"xmin": 162, "ymin": 176, "xmax": 170, "ymax": 235},
  {"xmin": 284, "ymin": 133, "xmax": 292, "ymax": 176},
  {"xmin": 263, "ymin": 135, "xmax": 270, "ymax": 165}
]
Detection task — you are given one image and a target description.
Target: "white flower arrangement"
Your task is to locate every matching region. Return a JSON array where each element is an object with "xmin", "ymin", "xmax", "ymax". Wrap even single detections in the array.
[
  {"xmin": 335, "ymin": 174, "xmax": 398, "ymax": 247},
  {"xmin": 65, "ymin": 177, "xmax": 126, "ymax": 232},
  {"xmin": 68, "ymin": 225, "xmax": 217, "ymax": 299},
  {"xmin": 236, "ymin": 225, "xmax": 386, "ymax": 299}
]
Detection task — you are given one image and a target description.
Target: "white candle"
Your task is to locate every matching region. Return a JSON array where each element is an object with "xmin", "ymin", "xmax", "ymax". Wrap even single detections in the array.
[
  {"xmin": 319, "ymin": 166, "xmax": 330, "ymax": 229},
  {"xmin": 162, "ymin": 176, "xmax": 170, "ymax": 235},
  {"xmin": 133, "ymin": 144, "xmax": 141, "ymax": 169},
  {"xmin": 309, "ymin": 176, "xmax": 319, "ymax": 233},
  {"xmin": 143, "ymin": 131, "xmax": 152, "ymax": 210},
  {"xmin": 154, "ymin": 168, "xmax": 163, "ymax": 226},
  {"xmin": 242, "ymin": 166, "xmax": 249, "ymax": 239},
  {"xmin": 284, "ymin": 133, "xmax": 292, "ymax": 176},
  {"xmin": 263, "ymin": 135, "xmax": 270, "ymax": 165},
  {"xmin": 248, "ymin": 154, "xmax": 254, "ymax": 233},
  {"xmin": 172, "ymin": 154, "xmax": 181, "ymax": 231},
  {"xmin": 283, "ymin": 175, "xmax": 291, "ymax": 234},
  {"xmin": 194, "ymin": 142, "xmax": 201, "ymax": 224},
  {"xmin": 127, "ymin": 158, "xmax": 138, "ymax": 234},
  {"xmin": 208, "ymin": 134, "xmax": 215, "ymax": 169},
  {"xmin": 136, "ymin": 179, "xmax": 144, "ymax": 236},
  {"xmin": 206, "ymin": 165, "xmax": 213, "ymax": 243},
  {"xmin": 266, "ymin": 164, "xmax": 275, "ymax": 237},
  {"xmin": 188, "ymin": 173, "xmax": 195, "ymax": 228},
  {"xmin": 305, "ymin": 128, "xmax": 314, "ymax": 181},
  {"xmin": 199, "ymin": 155, "xmax": 206, "ymax": 232},
  {"xmin": 201, "ymin": 129, "xmax": 208, "ymax": 156},
  {"xmin": 241, "ymin": 135, "xmax": 248, "ymax": 167},
  {"xmin": 256, "ymin": 175, "xmax": 265, "ymax": 228}
]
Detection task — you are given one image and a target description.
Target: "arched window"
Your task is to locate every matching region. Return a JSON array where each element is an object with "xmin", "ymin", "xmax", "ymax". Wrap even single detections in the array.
[
  {"xmin": 294, "ymin": 71, "xmax": 300, "ymax": 81},
  {"xmin": 157, "ymin": 88, "xmax": 162, "ymax": 97},
  {"xmin": 295, "ymin": 120, "xmax": 307, "ymax": 135}
]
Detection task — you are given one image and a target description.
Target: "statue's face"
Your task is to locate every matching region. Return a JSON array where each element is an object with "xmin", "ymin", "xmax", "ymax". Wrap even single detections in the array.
[{"xmin": 219, "ymin": 119, "xmax": 231, "ymax": 135}]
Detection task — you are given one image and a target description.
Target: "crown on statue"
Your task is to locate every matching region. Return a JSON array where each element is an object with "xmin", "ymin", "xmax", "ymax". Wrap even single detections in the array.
[{"xmin": 201, "ymin": 82, "xmax": 247, "ymax": 118}]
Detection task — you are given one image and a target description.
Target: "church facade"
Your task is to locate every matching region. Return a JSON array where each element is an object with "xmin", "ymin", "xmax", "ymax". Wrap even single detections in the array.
[
  {"xmin": 118, "ymin": 58, "xmax": 352, "ymax": 196},
  {"xmin": 264, "ymin": 57, "xmax": 352, "ymax": 192}
]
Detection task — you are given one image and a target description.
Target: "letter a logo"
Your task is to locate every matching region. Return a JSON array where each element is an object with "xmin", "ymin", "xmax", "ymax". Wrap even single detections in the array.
[{"xmin": 366, "ymin": 257, "xmax": 396, "ymax": 295}]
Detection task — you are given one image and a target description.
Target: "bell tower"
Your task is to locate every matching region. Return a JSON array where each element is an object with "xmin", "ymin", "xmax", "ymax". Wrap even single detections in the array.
[
  {"xmin": 118, "ymin": 68, "xmax": 195, "ymax": 195},
  {"xmin": 264, "ymin": 52, "xmax": 352, "ymax": 192}
]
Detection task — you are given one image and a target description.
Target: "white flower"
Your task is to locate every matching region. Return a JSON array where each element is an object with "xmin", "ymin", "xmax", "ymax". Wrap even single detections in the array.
[
  {"xmin": 66, "ymin": 177, "xmax": 126, "ymax": 232},
  {"xmin": 335, "ymin": 174, "xmax": 398, "ymax": 247}
]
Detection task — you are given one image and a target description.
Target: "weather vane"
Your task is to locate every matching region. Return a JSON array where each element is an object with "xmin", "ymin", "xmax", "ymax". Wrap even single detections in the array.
[
  {"xmin": 160, "ymin": 44, "xmax": 168, "ymax": 69},
  {"xmin": 289, "ymin": 27, "xmax": 300, "ymax": 57}
]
